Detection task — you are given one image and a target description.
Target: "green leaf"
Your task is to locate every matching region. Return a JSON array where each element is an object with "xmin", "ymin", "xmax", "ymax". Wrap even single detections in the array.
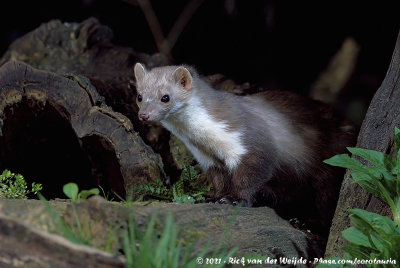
[
  {"xmin": 350, "ymin": 171, "xmax": 382, "ymax": 198},
  {"xmin": 324, "ymin": 154, "xmax": 365, "ymax": 170},
  {"xmin": 342, "ymin": 243, "xmax": 373, "ymax": 260},
  {"xmin": 349, "ymin": 167, "xmax": 397, "ymax": 201},
  {"xmin": 342, "ymin": 227, "xmax": 373, "ymax": 248},
  {"xmin": 31, "ymin": 182, "xmax": 43, "ymax": 195},
  {"xmin": 63, "ymin": 183, "xmax": 79, "ymax": 201},
  {"xmin": 2, "ymin": 169, "xmax": 12, "ymax": 178},
  {"xmin": 349, "ymin": 209, "xmax": 399, "ymax": 236},
  {"xmin": 348, "ymin": 147, "xmax": 396, "ymax": 172},
  {"xmin": 77, "ymin": 188, "xmax": 100, "ymax": 200},
  {"xmin": 180, "ymin": 165, "xmax": 200, "ymax": 183},
  {"xmin": 377, "ymin": 181, "xmax": 397, "ymax": 211},
  {"xmin": 395, "ymin": 127, "xmax": 400, "ymax": 152},
  {"xmin": 366, "ymin": 166, "xmax": 396, "ymax": 181},
  {"xmin": 397, "ymin": 152, "xmax": 400, "ymax": 192},
  {"xmin": 155, "ymin": 214, "xmax": 173, "ymax": 266},
  {"xmin": 369, "ymin": 233, "xmax": 387, "ymax": 252}
]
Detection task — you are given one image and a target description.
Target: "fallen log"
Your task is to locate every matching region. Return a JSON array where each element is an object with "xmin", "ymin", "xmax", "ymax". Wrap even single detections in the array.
[
  {"xmin": 0, "ymin": 60, "xmax": 164, "ymax": 198},
  {"xmin": 0, "ymin": 213, "xmax": 125, "ymax": 268}
]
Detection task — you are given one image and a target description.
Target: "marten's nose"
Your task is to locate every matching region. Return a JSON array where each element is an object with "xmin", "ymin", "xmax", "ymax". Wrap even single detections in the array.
[{"xmin": 139, "ymin": 113, "xmax": 150, "ymax": 121}]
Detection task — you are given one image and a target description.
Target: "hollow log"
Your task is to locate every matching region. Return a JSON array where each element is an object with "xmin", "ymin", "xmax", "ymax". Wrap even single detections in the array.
[
  {"xmin": 0, "ymin": 60, "xmax": 164, "ymax": 198},
  {"xmin": 326, "ymin": 30, "xmax": 400, "ymax": 257}
]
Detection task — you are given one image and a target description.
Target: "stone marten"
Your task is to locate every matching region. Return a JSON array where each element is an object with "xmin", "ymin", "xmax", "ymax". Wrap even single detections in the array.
[{"xmin": 133, "ymin": 63, "xmax": 355, "ymax": 234}]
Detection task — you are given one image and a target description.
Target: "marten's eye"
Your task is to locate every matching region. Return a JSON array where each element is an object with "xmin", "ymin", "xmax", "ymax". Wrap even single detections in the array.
[
  {"xmin": 161, "ymin": 95, "xmax": 170, "ymax": 103},
  {"xmin": 137, "ymin": 95, "xmax": 142, "ymax": 102}
]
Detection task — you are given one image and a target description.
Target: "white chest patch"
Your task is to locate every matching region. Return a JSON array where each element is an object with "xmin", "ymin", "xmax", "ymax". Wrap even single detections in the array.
[{"xmin": 162, "ymin": 97, "xmax": 247, "ymax": 171}]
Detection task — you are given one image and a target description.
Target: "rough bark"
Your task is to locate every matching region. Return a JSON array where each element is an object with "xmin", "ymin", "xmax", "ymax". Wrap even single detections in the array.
[
  {"xmin": 0, "ymin": 60, "xmax": 164, "ymax": 198},
  {"xmin": 326, "ymin": 30, "xmax": 400, "ymax": 256}
]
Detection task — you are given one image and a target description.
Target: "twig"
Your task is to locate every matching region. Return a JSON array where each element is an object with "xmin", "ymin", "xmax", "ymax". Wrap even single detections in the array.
[
  {"xmin": 136, "ymin": 0, "xmax": 171, "ymax": 57},
  {"xmin": 124, "ymin": 0, "xmax": 205, "ymax": 57},
  {"xmin": 310, "ymin": 37, "xmax": 360, "ymax": 103},
  {"xmin": 167, "ymin": 0, "xmax": 205, "ymax": 50}
]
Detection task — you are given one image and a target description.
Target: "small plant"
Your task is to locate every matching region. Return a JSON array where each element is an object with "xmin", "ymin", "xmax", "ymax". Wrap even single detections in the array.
[
  {"xmin": 320, "ymin": 127, "xmax": 400, "ymax": 267},
  {"xmin": 63, "ymin": 182, "xmax": 100, "ymax": 202},
  {"xmin": 98, "ymin": 185, "xmax": 114, "ymax": 202},
  {"xmin": 62, "ymin": 182, "xmax": 104, "ymax": 248},
  {"xmin": 38, "ymin": 193, "xmax": 85, "ymax": 244},
  {"xmin": 172, "ymin": 165, "xmax": 211, "ymax": 203},
  {"xmin": 122, "ymin": 208, "xmax": 237, "ymax": 268},
  {"xmin": 133, "ymin": 178, "xmax": 171, "ymax": 201},
  {"xmin": 172, "ymin": 194, "xmax": 195, "ymax": 204},
  {"xmin": 0, "ymin": 169, "xmax": 42, "ymax": 199},
  {"xmin": 133, "ymin": 165, "xmax": 211, "ymax": 204},
  {"xmin": 38, "ymin": 192, "xmax": 119, "ymax": 253}
]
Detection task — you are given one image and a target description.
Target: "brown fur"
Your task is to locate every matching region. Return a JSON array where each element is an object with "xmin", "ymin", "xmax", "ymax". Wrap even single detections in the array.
[
  {"xmin": 134, "ymin": 63, "xmax": 356, "ymax": 235},
  {"xmin": 248, "ymin": 91, "xmax": 355, "ymax": 232}
]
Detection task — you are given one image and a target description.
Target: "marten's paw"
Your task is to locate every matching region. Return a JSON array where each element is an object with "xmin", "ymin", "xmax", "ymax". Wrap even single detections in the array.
[
  {"xmin": 289, "ymin": 218, "xmax": 308, "ymax": 231},
  {"xmin": 215, "ymin": 195, "xmax": 250, "ymax": 206},
  {"xmin": 204, "ymin": 196, "xmax": 237, "ymax": 204},
  {"xmin": 216, "ymin": 195, "xmax": 238, "ymax": 205},
  {"xmin": 206, "ymin": 195, "xmax": 251, "ymax": 206}
]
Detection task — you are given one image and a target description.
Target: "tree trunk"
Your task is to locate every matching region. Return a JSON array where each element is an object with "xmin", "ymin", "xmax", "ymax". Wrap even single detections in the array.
[{"xmin": 325, "ymin": 30, "xmax": 400, "ymax": 257}]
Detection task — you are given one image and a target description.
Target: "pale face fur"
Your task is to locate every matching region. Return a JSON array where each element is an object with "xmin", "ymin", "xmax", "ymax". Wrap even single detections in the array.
[{"xmin": 134, "ymin": 63, "xmax": 192, "ymax": 122}]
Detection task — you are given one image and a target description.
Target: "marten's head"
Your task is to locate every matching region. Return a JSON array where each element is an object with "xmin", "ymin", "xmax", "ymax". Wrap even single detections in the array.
[{"xmin": 134, "ymin": 63, "xmax": 195, "ymax": 122}]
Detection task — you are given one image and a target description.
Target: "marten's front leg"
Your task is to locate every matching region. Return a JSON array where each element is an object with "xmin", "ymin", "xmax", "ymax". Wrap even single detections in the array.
[
  {"xmin": 206, "ymin": 166, "xmax": 235, "ymax": 204},
  {"xmin": 231, "ymin": 153, "xmax": 275, "ymax": 207},
  {"xmin": 208, "ymin": 165, "xmax": 260, "ymax": 207}
]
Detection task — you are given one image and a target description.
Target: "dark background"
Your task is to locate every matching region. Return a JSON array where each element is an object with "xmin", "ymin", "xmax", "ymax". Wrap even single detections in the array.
[{"xmin": 1, "ymin": 0, "xmax": 399, "ymax": 126}]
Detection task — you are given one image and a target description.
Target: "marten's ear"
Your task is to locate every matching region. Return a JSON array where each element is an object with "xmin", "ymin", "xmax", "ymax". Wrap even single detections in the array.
[
  {"xmin": 172, "ymin": 66, "xmax": 192, "ymax": 90},
  {"xmin": 134, "ymin": 63, "xmax": 146, "ymax": 82}
]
